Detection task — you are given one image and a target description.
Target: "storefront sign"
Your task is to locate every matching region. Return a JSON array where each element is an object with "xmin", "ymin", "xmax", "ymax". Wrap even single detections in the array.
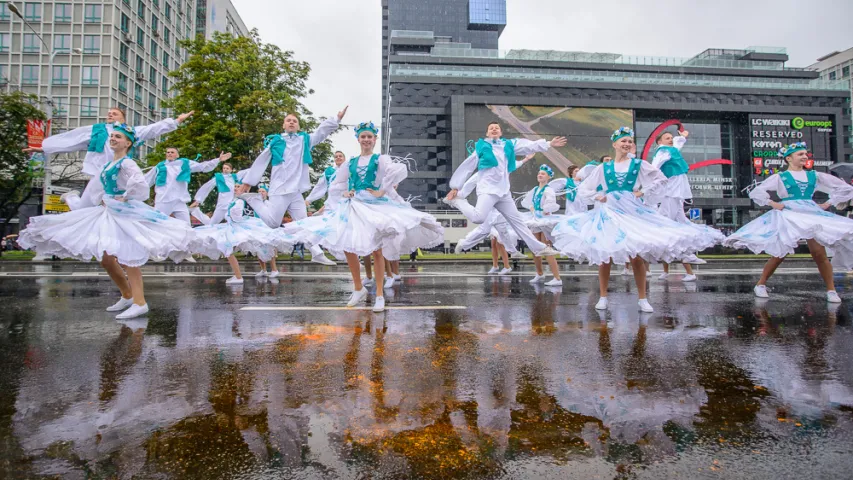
[
  {"xmin": 44, "ymin": 194, "xmax": 69, "ymax": 214},
  {"xmin": 749, "ymin": 115, "xmax": 834, "ymax": 178}
]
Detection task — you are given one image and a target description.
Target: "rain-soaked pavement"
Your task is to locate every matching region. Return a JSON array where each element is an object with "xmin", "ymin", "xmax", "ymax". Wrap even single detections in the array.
[{"xmin": 2, "ymin": 260, "xmax": 853, "ymax": 479}]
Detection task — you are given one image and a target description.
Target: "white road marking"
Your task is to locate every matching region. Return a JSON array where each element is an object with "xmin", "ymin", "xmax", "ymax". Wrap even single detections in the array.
[{"xmin": 241, "ymin": 305, "xmax": 468, "ymax": 311}]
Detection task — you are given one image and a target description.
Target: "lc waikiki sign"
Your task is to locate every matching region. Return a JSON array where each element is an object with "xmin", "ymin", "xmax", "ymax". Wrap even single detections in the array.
[{"xmin": 749, "ymin": 115, "xmax": 834, "ymax": 177}]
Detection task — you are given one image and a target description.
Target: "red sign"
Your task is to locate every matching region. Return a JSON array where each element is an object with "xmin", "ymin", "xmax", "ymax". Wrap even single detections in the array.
[{"xmin": 26, "ymin": 119, "xmax": 51, "ymax": 148}]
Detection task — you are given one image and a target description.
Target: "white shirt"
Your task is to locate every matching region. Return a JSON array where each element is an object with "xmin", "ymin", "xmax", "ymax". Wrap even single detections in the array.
[
  {"xmin": 243, "ymin": 117, "xmax": 340, "ymax": 196},
  {"xmin": 194, "ymin": 170, "xmax": 249, "ymax": 209},
  {"xmin": 42, "ymin": 119, "xmax": 179, "ymax": 177},
  {"xmin": 90, "ymin": 157, "xmax": 150, "ymax": 203},
  {"xmin": 521, "ymin": 185, "xmax": 560, "ymax": 214},
  {"xmin": 449, "ymin": 138, "xmax": 551, "ymax": 197},
  {"xmin": 578, "ymin": 158, "xmax": 667, "ymax": 201},
  {"xmin": 305, "ymin": 166, "xmax": 338, "ymax": 203},
  {"xmin": 144, "ymin": 157, "xmax": 220, "ymax": 204},
  {"xmin": 650, "ymin": 136, "xmax": 692, "ymax": 201},
  {"xmin": 749, "ymin": 170, "xmax": 853, "ymax": 207},
  {"xmin": 330, "ymin": 154, "xmax": 406, "ymax": 197}
]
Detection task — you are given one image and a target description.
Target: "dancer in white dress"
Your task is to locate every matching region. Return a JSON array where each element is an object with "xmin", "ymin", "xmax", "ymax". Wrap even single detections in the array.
[
  {"xmin": 724, "ymin": 142, "xmax": 853, "ymax": 303},
  {"xmin": 190, "ymin": 161, "xmax": 249, "ymax": 225},
  {"xmin": 444, "ymin": 122, "xmax": 565, "ymax": 259},
  {"xmin": 520, "ymin": 165, "xmax": 563, "ymax": 286},
  {"xmin": 18, "ymin": 124, "xmax": 195, "ymax": 319},
  {"xmin": 144, "ymin": 149, "xmax": 226, "ymax": 223},
  {"xmin": 647, "ymin": 130, "xmax": 723, "ymax": 282},
  {"xmin": 551, "ymin": 127, "xmax": 720, "ymax": 313},
  {"xmin": 284, "ymin": 122, "xmax": 444, "ymax": 312},
  {"xmin": 237, "ymin": 108, "xmax": 350, "ymax": 266},
  {"xmin": 189, "ymin": 199, "xmax": 296, "ymax": 285},
  {"xmin": 549, "ymin": 165, "xmax": 587, "ymax": 216},
  {"xmin": 23, "ymin": 108, "xmax": 193, "ymax": 209}
]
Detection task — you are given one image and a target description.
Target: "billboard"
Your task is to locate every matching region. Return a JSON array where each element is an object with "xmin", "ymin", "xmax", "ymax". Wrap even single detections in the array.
[
  {"xmin": 749, "ymin": 114, "xmax": 834, "ymax": 178},
  {"xmin": 464, "ymin": 105, "xmax": 633, "ymax": 191}
]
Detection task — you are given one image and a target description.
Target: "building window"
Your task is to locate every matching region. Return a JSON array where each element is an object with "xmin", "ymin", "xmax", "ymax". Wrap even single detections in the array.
[
  {"xmin": 22, "ymin": 33, "xmax": 40, "ymax": 52},
  {"xmin": 81, "ymin": 97, "xmax": 99, "ymax": 117},
  {"xmin": 53, "ymin": 34, "xmax": 71, "ymax": 53},
  {"xmin": 136, "ymin": 0, "xmax": 145, "ymax": 18},
  {"xmin": 148, "ymin": 93, "xmax": 156, "ymax": 110},
  {"xmin": 119, "ymin": 42, "xmax": 129, "ymax": 64},
  {"xmin": 151, "ymin": 15, "xmax": 159, "ymax": 32},
  {"xmin": 52, "ymin": 65, "xmax": 69, "ymax": 85},
  {"xmin": 162, "ymin": 52, "xmax": 169, "ymax": 68},
  {"xmin": 150, "ymin": 38, "xmax": 157, "ymax": 58},
  {"xmin": 844, "ymin": 66, "xmax": 851, "ymax": 78},
  {"xmin": 451, "ymin": 219, "xmax": 467, "ymax": 228},
  {"xmin": 21, "ymin": 65, "xmax": 39, "ymax": 84},
  {"xmin": 82, "ymin": 66, "xmax": 99, "ymax": 85},
  {"xmin": 0, "ymin": 33, "xmax": 10, "ymax": 53},
  {"xmin": 136, "ymin": 27, "xmax": 145, "ymax": 46},
  {"xmin": 134, "ymin": 82, "xmax": 142, "ymax": 101},
  {"xmin": 149, "ymin": 65, "xmax": 156, "ymax": 84},
  {"xmin": 161, "ymin": 75, "xmax": 168, "ymax": 92},
  {"xmin": 120, "ymin": 13, "xmax": 130, "ymax": 32},
  {"xmin": 0, "ymin": 3, "xmax": 10, "ymax": 21},
  {"xmin": 83, "ymin": 35, "xmax": 101, "ymax": 54},
  {"xmin": 133, "ymin": 111, "xmax": 142, "ymax": 125},
  {"xmin": 84, "ymin": 4, "xmax": 102, "ymax": 22},
  {"xmin": 164, "ymin": 27, "xmax": 170, "ymax": 45},
  {"xmin": 24, "ymin": 2, "xmax": 41, "ymax": 21},
  {"xmin": 118, "ymin": 72, "xmax": 128, "ymax": 92},
  {"xmin": 136, "ymin": 54, "xmax": 144, "ymax": 71},
  {"xmin": 829, "ymin": 71, "xmax": 837, "ymax": 80},
  {"xmin": 152, "ymin": 0, "xmax": 159, "ymax": 7},
  {"xmin": 165, "ymin": 3, "xmax": 171, "ymax": 20},
  {"xmin": 54, "ymin": 3, "xmax": 72, "ymax": 22},
  {"xmin": 54, "ymin": 98, "xmax": 69, "ymax": 117},
  {"xmin": 123, "ymin": 0, "xmax": 130, "ymax": 5},
  {"xmin": 0, "ymin": 65, "xmax": 7, "ymax": 84},
  {"xmin": 118, "ymin": 102, "xmax": 127, "ymax": 113}
]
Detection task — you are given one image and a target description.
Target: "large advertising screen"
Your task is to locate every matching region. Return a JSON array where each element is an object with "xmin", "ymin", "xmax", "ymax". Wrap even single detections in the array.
[
  {"xmin": 464, "ymin": 105, "xmax": 633, "ymax": 191},
  {"xmin": 749, "ymin": 114, "xmax": 835, "ymax": 179}
]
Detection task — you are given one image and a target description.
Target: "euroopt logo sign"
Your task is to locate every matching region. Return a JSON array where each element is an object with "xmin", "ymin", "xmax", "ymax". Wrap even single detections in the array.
[{"xmin": 791, "ymin": 117, "xmax": 833, "ymax": 130}]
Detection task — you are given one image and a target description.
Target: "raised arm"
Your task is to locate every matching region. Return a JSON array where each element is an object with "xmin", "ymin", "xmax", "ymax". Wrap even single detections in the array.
[
  {"xmin": 305, "ymin": 175, "xmax": 329, "ymax": 203},
  {"xmin": 548, "ymin": 178, "xmax": 568, "ymax": 192},
  {"xmin": 448, "ymin": 153, "xmax": 479, "ymax": 192},
  {"xmin": 240, "ymin": 148, "xmax": 272, "ymax": 186},
  {"xmin": 39, "ymin": 125, "xmax": 94, "ymax": 155},
  {"xmin": 189, "ymin": 156, "xmax": 221, "ymax": 173},
  {"xmin": 135, "ymin": 118, "xmax": 178, "ymax": 142},
  {"xmin": 309, "ymin": 106, "xmax": 347, "ymax": 147},
  {"xmin": 513, "ymin": 136, "xmax": 567, "ymax": 156},
  {"xmin": 673, "ymin": 135, "xmax": 688, "ymax": 151},
  {"xmin": 193, "ymin": 177, "xmax": 216, "ymax": 204}
]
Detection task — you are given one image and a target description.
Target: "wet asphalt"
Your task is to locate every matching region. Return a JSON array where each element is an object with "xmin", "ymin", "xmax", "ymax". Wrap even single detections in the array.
[{"xmin": 2, "ymin": 260, "xmax": 853, "ymax": 479}]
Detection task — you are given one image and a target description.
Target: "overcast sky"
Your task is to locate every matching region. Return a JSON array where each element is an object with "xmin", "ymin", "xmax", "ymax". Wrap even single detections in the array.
[{"xmin": 237, "ymin": 0, "xmax": 853, "ymax": 154}]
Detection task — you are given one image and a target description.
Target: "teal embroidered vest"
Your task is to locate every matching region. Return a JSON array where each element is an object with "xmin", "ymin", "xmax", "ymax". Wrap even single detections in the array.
[
  {"xmin": 475, "ymin": 138, "xmax": 517, "ymax": 172},
  {"xmin": 215, "ymin": 173, "xmax": 240, "ymax": 193},
  {"xmin": 100, "ymin": 157, "xmax": 127, "ymax": 196},
  {"xmin": 656, "ymin": 146, "xmax": 690, "ymax": 178},
  {"xmin": 532, "ymin": 185, "xmax": 548, "ymax": 212},
  {"xmin": 565, "ymin": 178, "xmax": 577, "ymax": 202},
  {"xmin": 348, "ymin": 155, "xmax": 380, "ymax": 192},
  {"xmin": 265, "ymin": 132, "xmax": 312, "ymax": 167},
  {"xmin": 155, "ymin": 158, "xmax": 192, "ymax": 187},
  {"xmin": 324, "ymin": 166, "xmax": 337, "ymax": 185},
  {"xmin": 780, "ymin": 170, "xmax": 816, "ymax": 201},
  {"xmin": 603, "ymin": 159, "xmax": 641, "ymax": 193},
  {"xmin": 88, "ymin": 123, "xmax": 108, "ymax": 153}
]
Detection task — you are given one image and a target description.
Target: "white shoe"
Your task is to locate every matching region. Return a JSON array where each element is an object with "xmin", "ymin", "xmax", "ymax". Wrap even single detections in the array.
[
  {"xmin": 621, "ymin": 268, "xmax": 630, "ymax": 276},
  {"xmin": 682, "ymin": 274, "xmax": 697, "ymax": 282},
  {"xmin": 255, "ymin": 270, "xmax": 267, "ymax": 278},
  {"xmin": 347, "ymin": 288, "xmax": 369, "ymax": 307},
  {"xmin": 60, "ymin": 190, "xmax": 80, "ymax": 204},
  {"xmin": 311, "ymin": 254, "xmax": 336, "ymax": 266},
  {"xmin": 595, "ymin": 297, "xmax": 608, "ymax": 310},
  {"xmin": 658, "ymin": 273, "xmax": 668, "ymax": 280},
  {"xmin": 544, "ymin": 278, "xmax": 562, "ymax": 287},
  {"xmin": 454, "ymin": 243, "xmax": 464, "ymax": 254},
  {"xmin": 363, "ymin": 277, "xmax": 375, "ymax": 287},
  {"xmin": 753, "ymin": 285, "xmax": 769, "ymax": 298},
  {"xmin": 106, "ymin": 296, "xmax": 134, "ymax": 312},
  {"xmin": 536, "ymin": 246, "xmax": 559, "ymax": 257},
  {"xmin": 488, "ymin": 267, "xmax": 500, "ymax": 274},
  {"xmin": 529, "ymin": 275, "xmax": 545, "ymax": 284},
  {"xmin": 237, "ymin": 193, "xmax": 261, "ymax": 202},
  {"xmin": 827, "ymin": 291, "xmax": 842, "ymax": 303},
  {"xmin": 185, "ymin": 256, "xmax": 197, "ymax": 263},
  {"xmin": 116, "ymin": 303, "xmax": 149, "ymax": 319},
  {"xmin": 499, "ymin": 267, "xmax": 512, "ymax": 275},
  {"xmin": 225, "ymin": 276, "xmax": 244, "ymax": 285},
  {"xmin": 268, "ymin": 270, "xmax": 280, "ymax": 278},
  {"xmin": 393, "ymin": 274, "xmax": 401, "ymax": 281},
  {"xmin": 510, "ymin": 251, "xmax": 527, "ymax": 259},
  {"xmin": 384, "ymin": 277, "xmax": 395, "ymax": 289},
  {"xmin": 373, "ymin": 296, "xmax": 386, "ymax": 312},
  {"xmin": 683, "ymin": 254, "xmax": 707, "ymax": 265},
  {"xmin": 638, "ymin": 299, "xmax": 654, "ymax": 313}
]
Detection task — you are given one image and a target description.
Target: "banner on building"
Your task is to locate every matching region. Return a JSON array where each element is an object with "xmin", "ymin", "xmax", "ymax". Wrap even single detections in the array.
[{"xmin": 26, "ymin": 119, "xmax": 51, "ymax": 149}]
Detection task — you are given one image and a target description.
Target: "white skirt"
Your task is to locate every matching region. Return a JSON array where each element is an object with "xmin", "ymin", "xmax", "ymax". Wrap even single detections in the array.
[
  {"xmin": 522, "ymin": 210, "xmax": 566, "ymax": 236},
  {"xmin": 190, "ymin": 217, "xmax": 296, "ymax": 263},
  {"xmin": 284, "ymin": 191, "xmax": 444, "ymax": 261},
  {"xmin": 18, "ymin": 198, "xmax": 194, "ymax": 267},
  {"xmin": 724, "ymin": 199, "xmax": 853, "ymax": 269},
  {"xmin": 551, "ymin": 191, "xmax": 721, "ymax": 265}
]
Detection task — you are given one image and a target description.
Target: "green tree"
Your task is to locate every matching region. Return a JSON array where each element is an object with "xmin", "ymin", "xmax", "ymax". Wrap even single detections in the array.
[
  {"xmin": 0, "ymin": 91, "xmax": 46, "ymax": 249},
  {"xmin": 149, "ymin": 30, "xmax": 336, "ymax": 209}
]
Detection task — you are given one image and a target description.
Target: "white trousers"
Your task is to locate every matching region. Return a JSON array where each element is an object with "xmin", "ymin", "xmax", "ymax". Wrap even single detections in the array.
[
  {"xmin": 246, "ymin": 192, "xmax": 323, "ymax": 256},
  {"xmin": 454, "ymin": 193, "xmax": 546, "ymax": 254},
  {"xmin": 457, "ymin": 212, "xmax": 518, "ymax": 253},
  {"xmin": 155, "ymin": 200, "xmax": 191, "ymax": 224}
]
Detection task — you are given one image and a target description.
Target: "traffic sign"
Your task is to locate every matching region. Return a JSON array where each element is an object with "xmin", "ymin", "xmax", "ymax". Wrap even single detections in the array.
[{"xmin": 688, "ymin": 208, "xmax": 701, "ymax": 221}]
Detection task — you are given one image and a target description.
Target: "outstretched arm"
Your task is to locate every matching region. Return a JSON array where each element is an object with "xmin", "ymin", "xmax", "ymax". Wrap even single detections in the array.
[
  {"xmin": 36, "ymin": 125, "xmax": 94, "ymax": 155},
  {"xmin": 447, "ymin": 153, "xmax": 479, "ymax": 199},
  {"xmin": 309, "ymin": 106, "xmax": 347, "ymax": 147}
]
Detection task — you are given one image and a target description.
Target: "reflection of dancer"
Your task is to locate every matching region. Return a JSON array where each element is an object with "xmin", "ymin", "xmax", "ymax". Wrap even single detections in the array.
[
  {"xmin": 551, "ymin": 127, "xmax": 719, "ymax": 313},
  {"xmin": 725, "ymin": 142, "xmax": 853, "ymax": 302},
  {"xmin": 647, "ymin": 130, "xmax": 722, "ymax": 281},
  {"xmin": 520, "ymin": 165, "xmax": 563, "ymax": 286},
  {"xmin": 238, "ymin": 108, "xmax": 349, "ymax": 266},
  {"xmin": 444, "ymin": 122, "xmax": 565, "ymax": 258},
  {"xmin": 144, "ymin": 148, "xmax": 225, "ymax": 223},
  {"xmin": 18, "ymin": 125, "xmax": 194, "ymax": 319}
]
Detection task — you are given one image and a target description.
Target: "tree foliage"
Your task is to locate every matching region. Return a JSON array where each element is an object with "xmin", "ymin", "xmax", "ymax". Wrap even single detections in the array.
[{"xmin": 148, "ymin": 30, "xmax": 335, "ymax": 206}]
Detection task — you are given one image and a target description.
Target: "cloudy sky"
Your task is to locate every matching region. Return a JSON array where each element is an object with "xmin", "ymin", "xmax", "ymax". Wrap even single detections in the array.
[{"xmin": 237, "ymin": 0, "xmax": 853, "ymax": 154}]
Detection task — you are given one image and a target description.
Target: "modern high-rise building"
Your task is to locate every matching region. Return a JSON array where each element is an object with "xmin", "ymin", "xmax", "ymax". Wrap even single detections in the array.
[
  {"xmin": 809, "ymin": 47, "xmax": 853, "ymax": 147},
  {"xmin": 0, "ymin": 0, "xmax": 247, "ymax": 233},
  {"xmin": 195, "ymin": 0, "xmax": 247, "ymax": 39}
]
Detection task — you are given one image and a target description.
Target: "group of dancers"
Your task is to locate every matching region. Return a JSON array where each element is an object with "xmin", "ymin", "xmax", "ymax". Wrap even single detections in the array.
[{"xmin": 17, "ymin": 107, "xmax": 853, "ymax": 319}]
